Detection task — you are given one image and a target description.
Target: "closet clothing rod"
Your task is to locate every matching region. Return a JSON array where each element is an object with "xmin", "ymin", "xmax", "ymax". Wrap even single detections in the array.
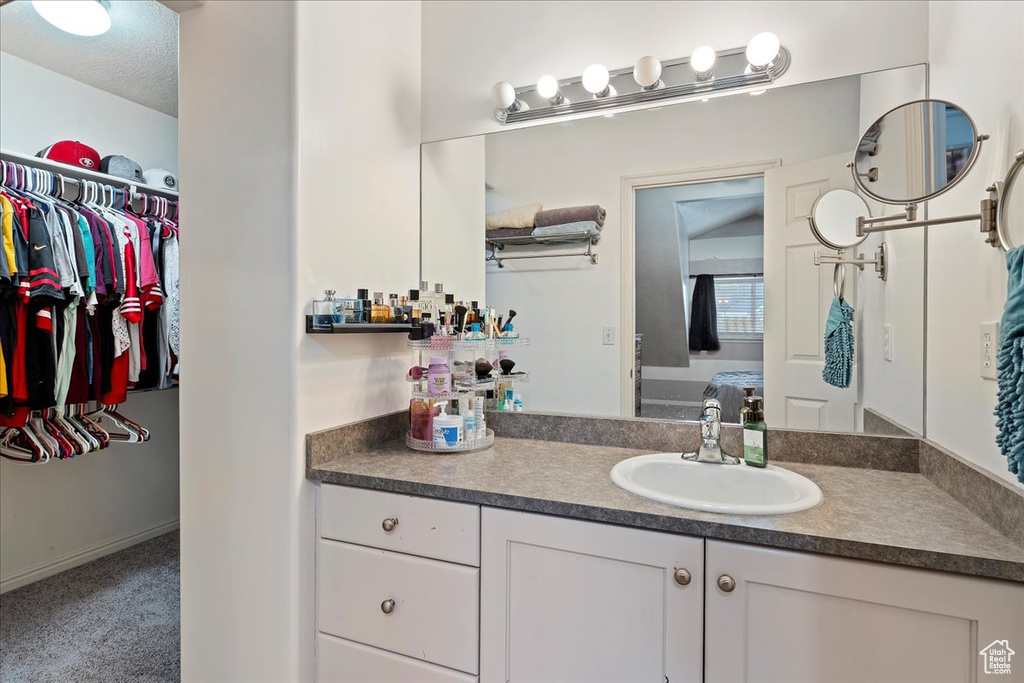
[
  {"xmin": 688, "ymin": 272, "xmax": 763, "ymax": 278},
  {"xmin": 0, "ymin": 148, "xmax": 179, "ymax": 200}
]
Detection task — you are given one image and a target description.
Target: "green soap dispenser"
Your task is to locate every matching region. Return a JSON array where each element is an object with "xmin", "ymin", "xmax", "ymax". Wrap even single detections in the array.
[{"xmin": 743, "ymin": 397, "xmax": 768, "ymax": 468}]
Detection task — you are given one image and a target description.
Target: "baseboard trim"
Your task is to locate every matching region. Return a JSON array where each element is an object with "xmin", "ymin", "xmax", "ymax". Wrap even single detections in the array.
[{"xmin": 0, "ymin": 518, "xmax": 180, "ymax": 594}]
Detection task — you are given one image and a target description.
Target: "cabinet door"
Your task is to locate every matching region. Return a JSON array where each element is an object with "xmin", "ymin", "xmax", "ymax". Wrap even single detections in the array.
[
  {"xmin": 481, "ymin": 508, "xmax": 703, "ymax": 683},
  {"xmin": 706, "ymin": 540, "xmax": 1024, "ymax": 683}
]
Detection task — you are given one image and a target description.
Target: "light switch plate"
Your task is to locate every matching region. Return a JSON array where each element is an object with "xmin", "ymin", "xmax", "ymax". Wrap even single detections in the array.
[
  {"xmin": 602, "ymin": 326, "xmax": 616, "ymax": 345},
  {"xmin": 883, "ymin": 324, "xmax": 893, "ymax": 362},
  {"xmin": 981, "ymin": 322, "xmax": 999, "ymax": 380}
]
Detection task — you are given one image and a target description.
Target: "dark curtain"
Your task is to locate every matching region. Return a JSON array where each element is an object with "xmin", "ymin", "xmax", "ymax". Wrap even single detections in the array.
[{"xmin": 688, "ymin": 274, "xmax": 720, "ymax": 352}]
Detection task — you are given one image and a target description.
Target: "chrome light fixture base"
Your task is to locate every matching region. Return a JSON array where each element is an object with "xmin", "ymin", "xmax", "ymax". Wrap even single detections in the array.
[{"xmin": 494, "ymin": 46, "xmax": 790, "ymax": 125}]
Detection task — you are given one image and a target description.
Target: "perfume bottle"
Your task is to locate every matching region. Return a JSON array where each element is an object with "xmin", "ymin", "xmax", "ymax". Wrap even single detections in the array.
[
  {"xmin": 357, "ymin": 289, "xmax": 371, "ymax": 324},
  {"xmin": 371, "ymin": 292, "xmax": 391, "ymax": 323},
  {"xmin": 388, "ymin": 293, "xmax": 400, "ymax": 322},
  {"xmin": 312, "ymin": 290, "xmax": 343, "ymax": 330}
]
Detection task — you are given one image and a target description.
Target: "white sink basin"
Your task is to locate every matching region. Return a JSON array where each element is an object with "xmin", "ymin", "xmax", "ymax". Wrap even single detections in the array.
[{"xmin": 610, "ymin": 453, "xmax": 823, "ymax": 515}]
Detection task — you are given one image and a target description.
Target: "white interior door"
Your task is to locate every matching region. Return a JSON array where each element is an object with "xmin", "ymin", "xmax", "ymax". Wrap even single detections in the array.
[{"xmin": 764, "ymin": 153, "xmax": 859, "ymax": 430}]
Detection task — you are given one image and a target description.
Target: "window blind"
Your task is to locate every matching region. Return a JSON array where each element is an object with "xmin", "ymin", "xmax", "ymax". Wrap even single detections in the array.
[{"xmin": 715, "ymin": 275, "xmax": 764, "ymax": 339}]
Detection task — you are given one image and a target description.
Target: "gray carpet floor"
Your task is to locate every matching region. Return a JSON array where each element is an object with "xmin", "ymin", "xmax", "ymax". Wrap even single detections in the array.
[{"xmin": 0, "ymin": 531, "xmax": 180, "ymax": 683}]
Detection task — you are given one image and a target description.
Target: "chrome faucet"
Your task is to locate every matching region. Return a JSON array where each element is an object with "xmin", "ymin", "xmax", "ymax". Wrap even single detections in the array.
[{"xmin": 683, "ymin": 398, "xmax": 740, "ymax": 465}]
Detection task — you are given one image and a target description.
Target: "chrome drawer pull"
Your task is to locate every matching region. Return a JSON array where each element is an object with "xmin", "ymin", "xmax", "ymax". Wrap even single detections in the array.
[
  {"xmin": 381, "ymin": 517, "xmax": 398, "ymax": 532},
  {"xmin": 381, "ymin": 599, "xmax": 395, "ymax": 615},
  {"xmin": 673, "ymin": 568, "xmax": 691, "ymax": 586},
  {"xmin": 717, "ymin": 574, "xmax": 736, "ymax": 592}
]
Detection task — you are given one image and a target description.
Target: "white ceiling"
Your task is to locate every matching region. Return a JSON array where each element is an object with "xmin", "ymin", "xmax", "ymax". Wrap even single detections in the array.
[{"xmin": 0, "ymin": 0, "xmax": 179, "ymax": 117}]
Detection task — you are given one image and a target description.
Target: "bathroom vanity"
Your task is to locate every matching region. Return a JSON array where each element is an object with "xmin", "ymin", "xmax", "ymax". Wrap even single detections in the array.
[{"xmin": 308, "ymin": 414, "xmax": 1024, "ymax": 683}]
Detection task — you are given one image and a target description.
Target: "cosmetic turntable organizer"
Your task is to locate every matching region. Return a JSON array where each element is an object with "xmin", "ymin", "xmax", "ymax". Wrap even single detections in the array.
[{"xmin": 405, "ymin": 336, "xmax": 531, "ymax": 453}]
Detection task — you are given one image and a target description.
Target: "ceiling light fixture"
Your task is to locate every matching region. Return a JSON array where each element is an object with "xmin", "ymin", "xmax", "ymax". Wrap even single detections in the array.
[{"xmin": 32, "ymin": 0, "xmax": 111, "ymax": 37}]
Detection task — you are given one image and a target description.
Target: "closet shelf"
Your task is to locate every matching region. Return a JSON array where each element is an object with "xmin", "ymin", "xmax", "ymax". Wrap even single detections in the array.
[
  {"xmin": 305, "ymin": 316, "xmax": 412, "ymax": 334},
  {"xmin": 0, "ymin": 148, "xmax": 179, "ymax": 199}
]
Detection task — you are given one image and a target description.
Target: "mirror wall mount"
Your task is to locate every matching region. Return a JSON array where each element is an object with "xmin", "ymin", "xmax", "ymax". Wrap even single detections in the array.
[
  {"xmin": 814, "ymin": 244, "xmax": 888, "ymax": 282},
  {"xmin": 491, "ymin": 44, "xmax": 791, "ymax": 125}
]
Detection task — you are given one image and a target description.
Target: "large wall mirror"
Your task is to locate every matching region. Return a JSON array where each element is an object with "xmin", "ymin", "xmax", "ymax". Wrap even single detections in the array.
[{"xmin": 421, "ymin": 65, "xmax": 928, "ymax": 438}]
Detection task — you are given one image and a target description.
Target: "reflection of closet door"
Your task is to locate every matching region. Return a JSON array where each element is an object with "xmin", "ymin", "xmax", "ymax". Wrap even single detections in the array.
[{"xmin": 763, "ymin": 153, "xmax": 858, "ymax": 431}]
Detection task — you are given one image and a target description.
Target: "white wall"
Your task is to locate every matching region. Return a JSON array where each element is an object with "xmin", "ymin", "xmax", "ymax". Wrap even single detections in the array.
[
  {"xmin": 0, "ymin": 53, "xmax": 180, "ymax": 593},
  {"xmin": 926, "ymin": 0, "xmax": 1024, "ymax": 486},
  {"xmin": 855, "ymin": 67, "xmax": 928, "ymax": 434},
  {"xmin": 483, "ymin": 76, "xmax": 861, "ymax": 416},
  {"xmin": 422, "ymin": 137, "xmax": 486, "ymax": 302},
  {"xmin": 180, "ymin": 1, "xmax": 423, "ymax": 681},
  {"xmin": 421, "ymin": 0, "xmax": 928, "ymax": 142},
  {"xmin": 179, "ymin": 2, "xmax": 299, "ymax": 681},
  {"xmin": 0, "ymin": 52, "xmax": 178, "ymax": 173},
  {"xmin": 294, "ymin": 4, "xmax": 421, "ymax": 677}
]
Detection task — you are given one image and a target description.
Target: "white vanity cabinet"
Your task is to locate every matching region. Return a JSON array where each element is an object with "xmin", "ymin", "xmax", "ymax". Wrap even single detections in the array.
[
  {"xmin": 705, "ymin": 540, "xmax": 1024, "ymax": 683},
  {"xmin": 316, "ymin": 487, "xmax": 1023, "ymax": 683},
  {"xmin": 317, "ymin": 486, "xmax": 482, "ymax": 683},
  {"xmin": 479, "ymin": 507, "xmax": 705, "ymax": 683}
]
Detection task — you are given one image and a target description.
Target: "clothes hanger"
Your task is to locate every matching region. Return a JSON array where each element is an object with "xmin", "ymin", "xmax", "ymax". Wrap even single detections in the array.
[
  {"xmin": 0, "ymin": 427, "xmax": 46, "ymax": 463},
  {"xmin": 87, "ymin": 404, "xmax": 143, "ymax": 443},
  {"xmin": 75, "ymin": 405, "xmax": 110, "ymax": 449}
]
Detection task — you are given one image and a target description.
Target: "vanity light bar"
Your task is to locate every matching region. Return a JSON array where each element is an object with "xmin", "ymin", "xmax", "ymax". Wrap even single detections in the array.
[{"xmin": 491, "ymin": 41, "xmax": 790, "ymax": 125}]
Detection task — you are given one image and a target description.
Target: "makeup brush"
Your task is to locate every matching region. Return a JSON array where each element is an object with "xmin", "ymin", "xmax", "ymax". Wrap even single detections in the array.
[
  {"xmin": 499, "ymin": 358, "xmax": 516, "ymax": 376},
  {"xmin": 475, "ymin": 358, "xmax": 493, "ymax": 380},
  {"xmin": 454, "ymin": 305, "xmax": 468, "ymax": 334},
  {"xmin": 505, "ymin": 309, "xmax": 517, "ymax": 330}
]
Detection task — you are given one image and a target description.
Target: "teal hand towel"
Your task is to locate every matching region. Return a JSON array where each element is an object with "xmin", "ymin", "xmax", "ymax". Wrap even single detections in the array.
[
  {"xmin": 995, "ymin": 246, "xmax": 1024, "ymax": 483},
  {"xmin": 823, "ymin": 296, "xmax": 855, "ymax": 388}
]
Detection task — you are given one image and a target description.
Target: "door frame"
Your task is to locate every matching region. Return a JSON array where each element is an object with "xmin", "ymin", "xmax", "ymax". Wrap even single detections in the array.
[{"xmin": 619, "ymin": 159, "xmax": 781, "ymax": 417}]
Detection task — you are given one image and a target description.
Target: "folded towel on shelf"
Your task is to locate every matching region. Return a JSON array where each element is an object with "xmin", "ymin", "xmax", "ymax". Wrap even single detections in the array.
[
  {"xmin": 995, "ymin": 246, "xmax": 1024, "ymax": 483},
  {"xmin": 485, "ymin": 227, "xmax": 535, "ymax": 239},
  {"xmin": 534, "ymin": 205, "xmax": 606, "ymax": 228},
  {"xmin": 532, "ymin": 220, "xmax": 601, "ymax": 238},
  {"xmin": 486, "ymin": 203, "xmax": 542, "ymax": 230},
  {"xmin": 822, "ymin": 296, "xmax": 855, "ymax": 388}
]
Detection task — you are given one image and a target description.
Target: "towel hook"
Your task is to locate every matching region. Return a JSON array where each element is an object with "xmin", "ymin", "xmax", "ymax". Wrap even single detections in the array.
[{"xmin": 833, "ymin": 262, "xmax": 845, "ymax": 299}]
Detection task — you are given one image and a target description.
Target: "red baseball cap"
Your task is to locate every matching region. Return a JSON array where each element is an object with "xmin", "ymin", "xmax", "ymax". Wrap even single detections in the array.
[{"xmin": 36, "ymin": 141, "xmax": 101, "ymax": 170}]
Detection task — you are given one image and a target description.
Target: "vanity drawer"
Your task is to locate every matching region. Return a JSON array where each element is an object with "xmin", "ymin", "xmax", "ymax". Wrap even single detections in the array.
[
  {"xmin": 317, "ymin": 633, "xmax": 478, "ymax": 683},
  {"xmin": 320, "ymin": 485, "xmax": 480, "ymax": 566},
  {"xmin": 318, "ymin": 539, "xmax": 480, "ymax": 675}
]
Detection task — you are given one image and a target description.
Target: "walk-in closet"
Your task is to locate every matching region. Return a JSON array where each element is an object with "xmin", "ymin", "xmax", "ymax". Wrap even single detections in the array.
[{"xmin": 0, "ymin": 1, "xmax": 181, "ymax": 680}]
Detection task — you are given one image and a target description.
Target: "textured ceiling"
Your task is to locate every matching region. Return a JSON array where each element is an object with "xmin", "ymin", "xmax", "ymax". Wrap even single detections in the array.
[{"xmin": 0, "ymin": 0, "xmax": 178, "ymax": 117}]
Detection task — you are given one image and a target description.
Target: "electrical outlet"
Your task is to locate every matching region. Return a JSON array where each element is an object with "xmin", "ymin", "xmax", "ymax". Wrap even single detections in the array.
[
  {"xmin": 602, "ymin": 326, "xmax": 616, "ymax": 345},
  {"xmin": 883, "ymin": 324, "xmax": 893, "ymax": 362},
  {"xmin": 981, "ymin": 322, "xmax": 999, "ymax": 380}
]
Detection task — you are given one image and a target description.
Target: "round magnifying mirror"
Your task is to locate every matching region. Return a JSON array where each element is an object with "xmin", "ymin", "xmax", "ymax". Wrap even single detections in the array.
[
  {"xmin": 853, "ymin": 99, "xmax": 983, "ymax": 205},
  {"xmin": 996, "ymin": 150, "xmax": 1024, "ymax": 252},
  {"xmin": 809, "ymin": 189, "xmax": 870, "ymax": 250}
]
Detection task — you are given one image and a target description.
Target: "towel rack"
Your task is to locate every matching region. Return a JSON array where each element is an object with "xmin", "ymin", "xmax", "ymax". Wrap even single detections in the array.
[
  {"xmin": 814, "ymin": 243, "xmax": 887, "ymax": 281},
  {"xmin": 486, "ymin": 230, "xmax": 599, "ymax": 267}
]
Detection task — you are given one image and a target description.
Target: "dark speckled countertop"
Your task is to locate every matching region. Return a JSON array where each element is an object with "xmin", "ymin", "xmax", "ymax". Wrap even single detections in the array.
[{"xmin": 308, "ymin": 434, "xmax": 1024, "ymax": 583}]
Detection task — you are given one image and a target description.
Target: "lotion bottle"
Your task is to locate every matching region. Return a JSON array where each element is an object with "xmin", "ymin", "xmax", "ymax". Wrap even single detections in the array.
[{"xmin": 743, "ymin": 397, "xmax": 768, "ymax": 468}]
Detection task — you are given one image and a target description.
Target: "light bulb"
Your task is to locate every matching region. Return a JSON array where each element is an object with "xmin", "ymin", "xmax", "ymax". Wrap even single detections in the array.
[
  {"xmin": 690, "ymin": 46, "xmax": 716, "ymax": 77},
  {"xmin": 632, "ymin": 56, "xmax": 663, "ymax": 90},
  {"xmin": 491, "ymin": 82, "xmax": 517, "ymax": 110},
  {"xmin": 582, "ymin": 64, "xmax": 611, "ymax": 96},
  {"xmin": 536, "ymin": 75, "xmax": 559, "ymax": 100},
  {"xmin": 32, "ymin": 0, "xmax": 111, "ymax": 37},
  {"xmin": 746, "ymin": 32, "xmax": 780, "ymax": 68}
]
